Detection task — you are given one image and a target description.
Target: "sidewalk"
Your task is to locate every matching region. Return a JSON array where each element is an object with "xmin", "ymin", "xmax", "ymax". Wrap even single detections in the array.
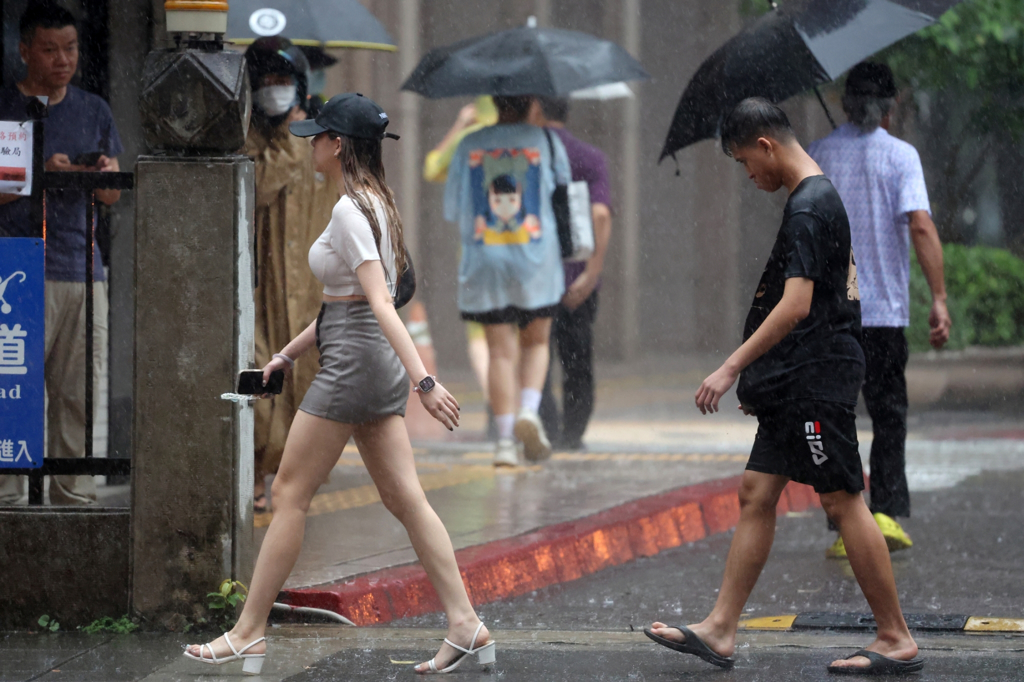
[{"xmin": 253, "ymin": 356, "xmax": 1024, "ymax": 619}]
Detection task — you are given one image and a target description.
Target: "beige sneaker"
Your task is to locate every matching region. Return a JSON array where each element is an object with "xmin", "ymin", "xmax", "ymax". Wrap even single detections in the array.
[
  {"xmin": 514, "ymin": 409, "xmax": 552, "ymax": 462},
  {"xmin": 493, "ymin": 439, "xmax": 518, "ymax": 467}
]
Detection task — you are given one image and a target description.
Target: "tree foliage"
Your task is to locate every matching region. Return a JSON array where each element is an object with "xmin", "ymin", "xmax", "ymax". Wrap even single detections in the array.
[
  {"xmin": 909, "ymin": 244, "xmax": 1024, "ymax": 351},
  {"xmin": 884, "ymin": 0, "xmax": 1024, "ymax": 140}
]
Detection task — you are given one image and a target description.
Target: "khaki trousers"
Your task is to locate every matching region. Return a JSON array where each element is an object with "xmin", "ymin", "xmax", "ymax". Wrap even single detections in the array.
[{"xmin": 0, "ymin": 281, "xmax": 108, "ymax": 505}]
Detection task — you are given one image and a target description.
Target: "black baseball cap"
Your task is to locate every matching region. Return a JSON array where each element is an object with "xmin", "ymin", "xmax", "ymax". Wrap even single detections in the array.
[{"xmin": 289, "ymin": 92, "xmax": 399, "ymax": 141}]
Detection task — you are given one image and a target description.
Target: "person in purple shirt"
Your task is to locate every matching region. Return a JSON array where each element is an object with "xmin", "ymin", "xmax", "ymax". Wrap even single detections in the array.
[
  {"xmin": 531, "ymin": 97, "xmax": 613, "ymax": 450},
  {"xmin": 0, "ymin": 4, "xmax": 123, "ymax": 505}
]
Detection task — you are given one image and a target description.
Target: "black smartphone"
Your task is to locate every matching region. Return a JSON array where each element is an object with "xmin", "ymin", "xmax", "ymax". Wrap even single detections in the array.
[
  {"xmin": 237, "ymin": 369, "xmax": 284, "ymax": 395},
  {"xmin": 73, "ymin": 151, "xmax": 104, "ymax": 167}
]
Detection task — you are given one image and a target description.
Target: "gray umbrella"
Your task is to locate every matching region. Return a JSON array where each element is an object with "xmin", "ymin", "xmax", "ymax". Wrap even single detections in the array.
[
  {"xmin": 661, "ymin": 0, "xmax": 962, "ymax": 160},
  {"xmin": 401, "ymin": 25, "xmax": 648, "ymax": 98},
  {"xmin": 227, "ymin": 0, "xmax": 396, "ymax": 51}
]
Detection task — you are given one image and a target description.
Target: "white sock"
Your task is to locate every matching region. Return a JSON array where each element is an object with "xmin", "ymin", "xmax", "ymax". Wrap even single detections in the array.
[
  {"xmin": 520, "ymin": 388, "xmax": 542, "ymax": 414},
  {"xmin": 495, "ymin": 413, "xmax": 515, "ymax": 441}
]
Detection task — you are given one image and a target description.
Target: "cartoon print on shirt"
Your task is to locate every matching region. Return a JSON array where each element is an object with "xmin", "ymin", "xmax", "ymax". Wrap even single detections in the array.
[
  {"xmin": 847, "ymin": 249, "xmax": 860, "ymax": 301},
  {"xmin": 469, "ymin": 147, "xmax": 542, "ymax": 245}
]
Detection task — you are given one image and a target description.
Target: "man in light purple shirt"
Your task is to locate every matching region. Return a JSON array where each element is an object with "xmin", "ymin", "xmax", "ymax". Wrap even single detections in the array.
[
  {"xmin": 531, "ymin": 97, "xmax": 613, "ymax": 450},
  {"xmin": 808, "ymin": 62, "xmax": 951, "ymax": 558}
]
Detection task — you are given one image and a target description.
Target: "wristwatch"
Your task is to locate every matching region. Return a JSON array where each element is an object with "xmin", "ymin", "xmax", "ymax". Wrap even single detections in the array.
[{"xmin": 414, "ymin": 375, "xmax": 436, "ymax": 394}]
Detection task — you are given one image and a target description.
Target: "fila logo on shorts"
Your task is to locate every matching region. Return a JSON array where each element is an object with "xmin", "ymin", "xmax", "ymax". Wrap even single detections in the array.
[{"xmin": 804, "ymin": 421, "xmax": 828, "ymax": 466}]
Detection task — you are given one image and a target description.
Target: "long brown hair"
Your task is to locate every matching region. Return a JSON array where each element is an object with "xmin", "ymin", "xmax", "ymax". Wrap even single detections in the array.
[{"xmin": 330, "ymin": 133, "xmax": 408, "ymax": 282}]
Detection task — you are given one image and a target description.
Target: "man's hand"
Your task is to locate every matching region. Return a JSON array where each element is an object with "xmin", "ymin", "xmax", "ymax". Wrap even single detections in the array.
[
  {"xmin": 695, "ymin": 363, "xmax": 739, "ymax": 415},
  {"xmin": 929, "ymin": 298, "xmax": 951, "ymax": 349},
  {"xmin": 562, "ymin": 269, "xmax": 598, "ymax": 311},
  {"xmin": 287, "ymin": 105, "xmax": 307, "ymax": 123},
  {"xmin": 94, "ymin": 155, "xmax": 115, "ymax": 171},
  {"xmin": 45, "ymin": 153, "xmax": 85, "ymax": 172}
]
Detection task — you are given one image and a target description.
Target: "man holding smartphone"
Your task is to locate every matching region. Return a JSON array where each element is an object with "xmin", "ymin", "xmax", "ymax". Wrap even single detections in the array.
[{"xmin": 0, "ymin": 3, "xmax": 123, "ymax": 505}]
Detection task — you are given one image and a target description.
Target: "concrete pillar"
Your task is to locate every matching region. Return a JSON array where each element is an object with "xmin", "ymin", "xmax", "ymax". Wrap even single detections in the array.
[
  {"xmin": 131, "ymin": 156, "xmax": 255, "ymax": 629},
  {"xmin": 398, "ymin": 0, "xmax": 422, "ymax": 264},
  {"xmin": 620, "ymin": 0, "xmax": 641, "ymax": 359}
]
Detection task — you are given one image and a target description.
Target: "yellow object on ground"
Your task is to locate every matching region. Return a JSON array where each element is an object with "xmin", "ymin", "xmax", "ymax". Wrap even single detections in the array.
[
  {"xmin": 964, "ymin": 617, "xmax": 1024, "ymax": 632},
  {"xmin": 247, "ymin": 121, "xmax": 339, "ymax": 479},
  {"xmin": 738, "ymin": 615, "xmax": 797, "ymax": 630}
]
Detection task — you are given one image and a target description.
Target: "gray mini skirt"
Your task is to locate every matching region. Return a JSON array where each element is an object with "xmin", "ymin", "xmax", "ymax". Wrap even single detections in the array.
[{"xmin": 298, "ymin": 301, "xmax": 409, "ymax": 424}]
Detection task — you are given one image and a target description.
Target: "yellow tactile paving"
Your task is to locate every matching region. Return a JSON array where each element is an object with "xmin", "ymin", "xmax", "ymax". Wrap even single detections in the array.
[
  {"xmin": 254, "ymin": 465, "xmax": 496, "ymax": 529},
  {"xmin": 738, "ymin": 615, "xmax": 798, "ymax": 630},
  {"xmin": 737, "ymin": 614, "xmax": 1024, "ymax": 633},
  {"xmin": 460, "ymin": 451, "xmax": 749, "ymax": 463},
  {"xmin": 256, "ymin": 450, "xmax": 741, "ymax": 529},
  {"xmin": 965, "ymin": 617, "xmax": 1024, "ymax": 632}
]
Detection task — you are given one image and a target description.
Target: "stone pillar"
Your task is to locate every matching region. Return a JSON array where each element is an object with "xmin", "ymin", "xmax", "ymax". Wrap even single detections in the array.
[
  {"xmin": 620, "ymin": 0, "xmax": 641, "ymax": 359},
  {"xmin": 131, "ymin": 157, "xmax": 254, "ymax": 629},
  {"xmin": 130, "ymin": 0, "xmax": 256, "ymax": 630}
]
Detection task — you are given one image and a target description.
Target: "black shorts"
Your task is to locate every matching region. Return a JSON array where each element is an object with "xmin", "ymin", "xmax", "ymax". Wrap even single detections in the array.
[
  {"xmin": 746, "ymin": 400, "xmax": 865, "ymax": 495},
  {"xmin": 460, "ymin": 305, "xmax": 559, "ymax": 328}
]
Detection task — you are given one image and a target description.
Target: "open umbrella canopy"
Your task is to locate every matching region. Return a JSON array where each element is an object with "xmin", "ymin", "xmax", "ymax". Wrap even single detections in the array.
[
  {"xmin": 401, "ymin": 26, "xmax": 648, "ymax": 99},
  {"xmin": 227, "ymin": 0, "xmax": 396, "ymax": 51},
  {"xmin": 660, "ymin": 0, "xmax": 961, "ymax": 161}
]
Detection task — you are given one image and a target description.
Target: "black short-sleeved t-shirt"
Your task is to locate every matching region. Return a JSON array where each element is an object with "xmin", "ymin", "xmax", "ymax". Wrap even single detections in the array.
[{"xmin": 736, "ymin": 175, "xmax": 865, "ymax": 409}]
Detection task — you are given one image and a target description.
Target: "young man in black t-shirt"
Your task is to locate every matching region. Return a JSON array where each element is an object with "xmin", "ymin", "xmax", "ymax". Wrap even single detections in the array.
[{"xmin": 644, "ymin": 99, "xmax": 922, "ymax": 675}]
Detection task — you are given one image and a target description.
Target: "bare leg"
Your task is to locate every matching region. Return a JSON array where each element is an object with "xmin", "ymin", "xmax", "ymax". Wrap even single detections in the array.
[
  {"xmin": 650, "ymin": 470, "xmax": 789, "ymax": 657},
  {"xmin": 821, "ymin": 491, "xmax": 918, "ymax": 669},
  {"xmin": 466, "ymin": 326, "xmax": 490, "ymax": 400},
  {"xmin": 484, "ymin": 324, "xmax": 519, "ymax": 416},
  {"xmin": 518, "ymin": 317, "xmax": 552, "ymax": 392},
  {"xmin": 352, "ymin": 417, "xmax": 487, "ymax": 673},
  {"xmin": 186, "ymin": 411, "xmax": 352, "ymax": 659}
]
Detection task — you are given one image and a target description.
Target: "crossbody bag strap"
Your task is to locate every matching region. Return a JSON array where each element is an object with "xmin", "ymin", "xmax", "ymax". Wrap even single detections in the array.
[{"xmin": 542, "ymin": 127, "xmax": 558, "ymax": 177}]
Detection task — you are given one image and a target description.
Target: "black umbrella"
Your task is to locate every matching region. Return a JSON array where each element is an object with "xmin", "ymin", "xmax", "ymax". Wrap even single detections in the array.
[
  {"xmin": 660, "ymin": 0, "xmax": 961, "ymax": 161},
  {"xmin": 227, "ymin": 0, "xmax": 396, "ymax": 51},
  {"xmin": 401, "ymin": 25, "xmax": 648, "ymax": 98}
]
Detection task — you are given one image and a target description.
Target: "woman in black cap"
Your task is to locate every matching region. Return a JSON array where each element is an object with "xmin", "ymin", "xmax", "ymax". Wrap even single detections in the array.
[{"xmin": 185, "ymin": 93, "xmax": 494, "ymax": 675}]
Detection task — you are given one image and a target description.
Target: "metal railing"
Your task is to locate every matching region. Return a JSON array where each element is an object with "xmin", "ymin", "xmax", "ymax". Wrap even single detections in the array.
[{"xmin": 2, "ymin": 104, "xmax": 134, "ymax": 504}]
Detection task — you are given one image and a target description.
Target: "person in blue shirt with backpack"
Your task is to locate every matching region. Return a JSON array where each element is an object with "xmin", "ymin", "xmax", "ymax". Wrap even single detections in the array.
[{"xmin": 445, "ymin": 94, "xmax": 570, "ymax": 467}]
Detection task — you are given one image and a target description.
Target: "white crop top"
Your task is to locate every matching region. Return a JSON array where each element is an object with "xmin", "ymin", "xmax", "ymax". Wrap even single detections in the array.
[{"xmin": 308, "ymin": 194, "xmax": 397, "ymax": 297}]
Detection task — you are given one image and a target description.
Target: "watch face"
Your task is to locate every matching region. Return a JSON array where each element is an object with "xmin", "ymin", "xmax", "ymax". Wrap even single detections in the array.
[{"xmin": 419, "ymin": 376, "xmax": 436, "ymax": 393}]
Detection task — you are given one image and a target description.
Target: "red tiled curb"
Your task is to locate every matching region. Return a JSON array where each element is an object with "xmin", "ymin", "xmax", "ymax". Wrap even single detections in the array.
[{"xmin": 278, "ymin": 477, "xmax": 822, "ymax": 625}]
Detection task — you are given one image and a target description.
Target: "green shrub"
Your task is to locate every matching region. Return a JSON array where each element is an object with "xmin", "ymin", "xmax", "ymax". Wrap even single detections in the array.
[
  {"xmin": 909, "ymin": 244, "xmax": 1024, "ymax": 352},
  {"xmin": 80, "ymin": 616, "xmax": 139, "ymax": 634}
]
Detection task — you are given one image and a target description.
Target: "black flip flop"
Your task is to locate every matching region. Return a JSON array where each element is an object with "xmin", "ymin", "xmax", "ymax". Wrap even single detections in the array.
[
  {"xmin": 643, "ymin": 625, "xmax": 734, "ymax": 669},
  {"xmin": 827, "ymin": 649, "xmax": 924, "ymax": 675}
]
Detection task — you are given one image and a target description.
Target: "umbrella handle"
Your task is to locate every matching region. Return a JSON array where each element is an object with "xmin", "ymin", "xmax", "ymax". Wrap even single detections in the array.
[{"xmin": 813, "ymin": 86, "xmax": 837, "ymax": 130}]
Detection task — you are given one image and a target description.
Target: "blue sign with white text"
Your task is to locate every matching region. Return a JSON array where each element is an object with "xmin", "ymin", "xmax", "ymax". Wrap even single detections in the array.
[{"xmin": 0, "ymin": 238, "xmax": 44, "ymax": 468}]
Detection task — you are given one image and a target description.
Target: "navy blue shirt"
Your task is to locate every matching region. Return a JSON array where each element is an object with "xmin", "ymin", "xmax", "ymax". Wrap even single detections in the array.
[{"xmin": 0, "ymin": 85, "xmax": 124, "ymax": 282}]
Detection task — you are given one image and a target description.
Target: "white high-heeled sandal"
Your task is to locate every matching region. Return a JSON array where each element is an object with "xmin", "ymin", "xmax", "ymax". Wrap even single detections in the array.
[
  {"xmin": 418, "ymin": 622, "xmax": 496, "ymax": 674},
  {"xmin": 183, "ymin": 632, "xmax": 266, "ymax": 675}
]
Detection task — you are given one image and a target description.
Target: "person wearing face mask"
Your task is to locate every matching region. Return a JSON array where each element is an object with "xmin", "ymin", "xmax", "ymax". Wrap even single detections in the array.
[{"xmin": 244, "ymin": 36, "xmax": 339, "ymax": 513}]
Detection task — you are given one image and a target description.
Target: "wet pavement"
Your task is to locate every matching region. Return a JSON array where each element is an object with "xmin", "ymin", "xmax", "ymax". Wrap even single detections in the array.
[
  {"xmin": 6, "ymin": 627, "xmax": 1021, "ymax": 681},
  {"xmin": 399, "ymin": 469, "xmax": 1024, "ymax": 630},
  {"xmin": 4, "ymin": 360, "xmax": 1024, "ymax": 680},
  {"xmin": 4, "ymin": 445, "xmax": 1023, "ymax": 680},
  {"xmin": 254, "ymin": 365, "xmax": 1024, "ymax": 590}
]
